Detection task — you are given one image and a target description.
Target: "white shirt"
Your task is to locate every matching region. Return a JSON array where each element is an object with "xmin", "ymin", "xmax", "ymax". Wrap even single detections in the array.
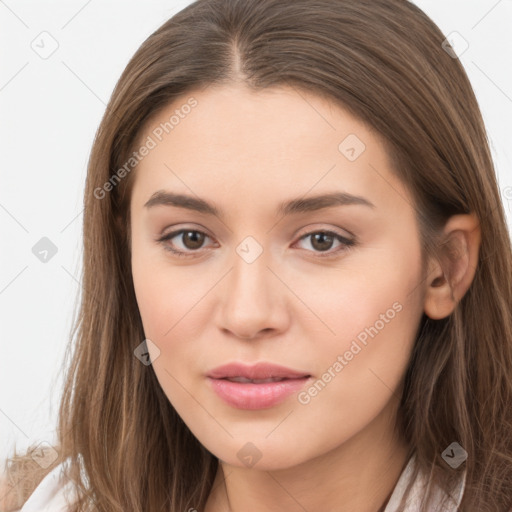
[
  {"xmin": 16, "ymin": 459, "xmax": 79, "ymax": 512},
  {"xmin": 384, "ymin": 454, "xmax": 466, "ymax": 511},
  {"xmin": 16, "ymin": 454, "xmax": 466, "ymax": 511}
]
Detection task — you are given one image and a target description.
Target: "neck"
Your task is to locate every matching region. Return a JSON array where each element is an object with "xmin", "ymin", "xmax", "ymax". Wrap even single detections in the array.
[{"xmin": 204, "ymin": 401, "xmax": 411, "ymax": 512}]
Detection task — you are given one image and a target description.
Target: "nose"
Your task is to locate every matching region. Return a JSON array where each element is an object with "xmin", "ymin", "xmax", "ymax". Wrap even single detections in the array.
[{"xmin": 216, "ymin": 248, "xmax": 290, "ymax": 340}]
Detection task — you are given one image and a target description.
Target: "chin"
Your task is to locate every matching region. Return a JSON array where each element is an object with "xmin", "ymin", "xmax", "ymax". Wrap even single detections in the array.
[{"xmin": 200, "ymin": 435, "xmax": 314, "ymax": 471}]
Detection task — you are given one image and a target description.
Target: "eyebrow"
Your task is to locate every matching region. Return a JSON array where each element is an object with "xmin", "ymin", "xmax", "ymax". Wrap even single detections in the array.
[{"xmin": 143, "ymin": 190, "xmax": 375, "ymax": 219}]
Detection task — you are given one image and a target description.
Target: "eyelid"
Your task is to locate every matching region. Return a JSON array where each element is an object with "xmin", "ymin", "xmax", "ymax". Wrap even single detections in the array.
[{"xmin": 294, "ymin": 222, "xmax": 354, "ymax": 240}]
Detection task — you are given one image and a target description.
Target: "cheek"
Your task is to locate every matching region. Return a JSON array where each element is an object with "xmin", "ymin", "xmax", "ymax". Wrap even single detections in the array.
[
  {"xmin": 132, "ymin": 265, "xmax": 199, "ymax": 348},
  {"xmin": 131, "ymin": 243, "xmax": 214, "ymax": 382},
  {"xmin": 292, "ymin": 279, "xmax": 421, "ymax": 450},
  {"xmin": 131, "ymin": 233, "xmax": 186, "ymax": 346},
  {"xmin": 295, "ymin": 254, "xmax": 424, "ymax": 425},
  {"xmin": 131, "ymin": 259, "xmax": 202, "ymax": 411},
  {"xmin": 315, "ymin": 250, "xmax": 423, "ymax": 385},
  {"xmin": 290, "ymin": 247, "xmax": 422, "ymax": 351}
]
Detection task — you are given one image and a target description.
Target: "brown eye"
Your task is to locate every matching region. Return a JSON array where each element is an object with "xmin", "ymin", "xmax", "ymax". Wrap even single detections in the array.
[
  {"xmin": 157, "ymin": 228, "xmax": 356, "ymax": 259},
  {"xmin": 180, "ymin": 230, "xmax": 206, "ymax": 250},
  {"xmin": 157, "ymin": 229, "xmax": 212, "ymax": 257},
  {"xmin": 295, "ymin": 230, "xmax": 356, "ymax": 257},
  {"xmin": 310, "ymin": 232, "xmax": 335, "ymax": 252}
]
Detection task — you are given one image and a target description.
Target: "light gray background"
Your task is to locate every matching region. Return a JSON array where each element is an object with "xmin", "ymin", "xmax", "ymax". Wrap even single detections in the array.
[{"xmin": 1, "ymin": 0, "xmax": 511, "ymax": 468}]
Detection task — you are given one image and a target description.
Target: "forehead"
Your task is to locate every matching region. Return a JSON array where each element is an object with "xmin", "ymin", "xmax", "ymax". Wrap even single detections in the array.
[{"xmin": 130, "ymin": 84, "xmax": 412, "ymax": 219}]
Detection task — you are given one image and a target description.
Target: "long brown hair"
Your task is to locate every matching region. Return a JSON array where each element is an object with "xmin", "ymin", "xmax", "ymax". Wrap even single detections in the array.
[{"xmin": 2, "ymin": 0, "xmax": 512, "ymax": 510}]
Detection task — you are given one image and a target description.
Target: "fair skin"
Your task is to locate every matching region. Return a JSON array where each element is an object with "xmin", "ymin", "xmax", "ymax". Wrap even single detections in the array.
[{"xmin": 129, "ymin": 84, "xmax": 480, "ymax": 512}]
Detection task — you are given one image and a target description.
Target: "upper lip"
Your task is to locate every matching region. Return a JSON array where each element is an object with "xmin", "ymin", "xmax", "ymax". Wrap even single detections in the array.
[{"xmin": 207, "ymin": 362, "xmax": 311, "ymax": 380}]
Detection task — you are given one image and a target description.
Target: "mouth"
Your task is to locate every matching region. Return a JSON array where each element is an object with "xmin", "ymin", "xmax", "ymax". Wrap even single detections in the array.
[
  {"xmin": 207, "ymin": 373, "xmax": 311, "ymax": 410},
  {"xmin": 207, "ymin": 361, "xmax": 311, "ymax": 381},
  {"xmin": 206, "ymin": 361, "xmax": 312, "ymax": 409},
  {"xmin": 220, "ymin": 376, "xmax": 306, "ymax": 384}
]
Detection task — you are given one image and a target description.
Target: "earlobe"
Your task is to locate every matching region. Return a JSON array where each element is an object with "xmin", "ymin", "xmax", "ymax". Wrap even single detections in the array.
[{"xmin": 423, "ymin": 213, "xmax": 481, "ymax": 320}]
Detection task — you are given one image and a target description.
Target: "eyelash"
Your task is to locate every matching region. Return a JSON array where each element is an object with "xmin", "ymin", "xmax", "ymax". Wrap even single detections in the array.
[{"xmin": 156, "ymin": 228, "xmax": 357, "ymax": 259}]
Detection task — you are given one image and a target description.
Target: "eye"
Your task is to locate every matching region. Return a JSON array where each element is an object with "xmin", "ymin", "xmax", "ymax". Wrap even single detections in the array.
[
  {"xmin": 156, "ymin": 228, "xmax": 357, "ymax": 259},
  {"xmin": 294, "ymin": 230, "xmax": 356, "ymax": 258},
  {"xmin": 157, "ymin": 229, "xmax": 214, "ymax": 258}
]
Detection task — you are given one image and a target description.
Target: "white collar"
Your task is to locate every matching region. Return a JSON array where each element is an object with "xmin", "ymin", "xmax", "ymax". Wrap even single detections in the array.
[{"xmin": 384, "ymin": 453, "xmax": 466, "ymax": 511}]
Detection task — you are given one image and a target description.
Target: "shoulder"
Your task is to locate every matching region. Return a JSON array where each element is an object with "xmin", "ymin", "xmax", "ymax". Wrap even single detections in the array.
[
  {"xmin": 0, "ymin": 472, "xmax": 18, "ymax": 512},
  {"xmin": 10, "ymin": 458, "xmax": 78, "ymax": 512}
]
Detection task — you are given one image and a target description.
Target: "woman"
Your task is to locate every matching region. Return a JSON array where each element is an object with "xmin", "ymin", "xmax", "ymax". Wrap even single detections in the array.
[{"xmin": 2, "ymin": 0, "xmax": 511, "ymax": 510}]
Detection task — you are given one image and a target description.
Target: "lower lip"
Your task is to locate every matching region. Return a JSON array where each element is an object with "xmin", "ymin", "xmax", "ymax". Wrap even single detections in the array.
[{"xmin": 207, "ymin": 377, "xmax": 310, "ymax": 410}]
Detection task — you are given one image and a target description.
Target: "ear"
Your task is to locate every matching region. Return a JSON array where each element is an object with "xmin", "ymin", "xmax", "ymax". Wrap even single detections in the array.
[{"xmin": 423, "ymin": 213, "xmax": 481, "ymax": 320}]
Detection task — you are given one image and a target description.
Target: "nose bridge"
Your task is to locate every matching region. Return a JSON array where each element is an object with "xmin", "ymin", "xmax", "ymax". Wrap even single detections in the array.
[
  {"xmin": 218, "ymin": 235, "xmax": 286, "ymax": 338},
  {"xmin": 229, "ymin": 238, "xmax": 272, "ymax": 309}
]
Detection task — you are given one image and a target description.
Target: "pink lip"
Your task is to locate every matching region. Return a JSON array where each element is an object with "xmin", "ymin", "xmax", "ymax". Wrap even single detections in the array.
[
  {"xmin": 206, "ymin": 362, "xmax": 311, "ymax": 410},
  {"xmin": 207, "ymin": 377, "xmax": 310, "ymax": 409},
  {"xmin": 207, "ymin": 362, "xmax": 310, "ymax": 380}
]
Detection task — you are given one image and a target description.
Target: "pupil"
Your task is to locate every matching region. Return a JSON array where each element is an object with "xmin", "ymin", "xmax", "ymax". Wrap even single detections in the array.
[
  {"xmin": 312, "ymin": 233, "xmax": 333, "ymax": 251},
  {"xmin": 184, "ymin": 231, "xmax": 204, "ymax": 249}
]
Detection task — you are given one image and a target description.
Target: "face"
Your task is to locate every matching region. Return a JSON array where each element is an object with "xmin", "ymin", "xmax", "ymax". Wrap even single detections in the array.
[{"xmin": 129, "ymin": 84, "xmax": 427, "ymax": 470}]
